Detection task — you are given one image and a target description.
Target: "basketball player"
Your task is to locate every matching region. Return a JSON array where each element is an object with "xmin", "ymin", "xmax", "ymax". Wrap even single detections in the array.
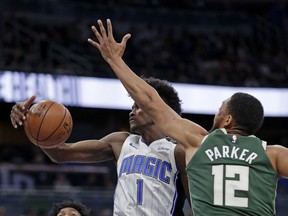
[
  {"xmin": 10, "ymin": 78, "xmax": 190, "ymax": 215},
  {"xmin": 48, "ymin": 200, "xmax": 90, "ymax": 216},
  {"xmin": 87, "ymin": 18, "xmax": 288, "ymax": 215}
]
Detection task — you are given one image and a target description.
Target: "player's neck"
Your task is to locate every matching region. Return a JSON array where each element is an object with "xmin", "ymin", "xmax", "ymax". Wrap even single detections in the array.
[
  {"xmin": 226, "ymin": 128, "xmax": 249, "ymax": 136},
  {"xmin": 141, "ymin": 131, "xmax": 166, "ymax": 145}
]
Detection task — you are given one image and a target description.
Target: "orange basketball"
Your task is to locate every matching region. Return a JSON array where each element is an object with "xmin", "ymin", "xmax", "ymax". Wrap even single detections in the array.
[{"xmin": 24, "ymin": 100, "xmax": 73, "ymax": 148}]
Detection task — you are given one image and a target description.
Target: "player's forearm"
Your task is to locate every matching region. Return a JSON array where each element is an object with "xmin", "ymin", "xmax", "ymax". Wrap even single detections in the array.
[
  {"xmin": 40, "ymin": 143, "xmax": 68, "ymax": 163},
  {"xmin": 108, "ymin": 57, "xmax": 158, "ymax": 109},
  {"xmin": 40, "ymin": 147, "xmax": 63, "ymax": 163}
]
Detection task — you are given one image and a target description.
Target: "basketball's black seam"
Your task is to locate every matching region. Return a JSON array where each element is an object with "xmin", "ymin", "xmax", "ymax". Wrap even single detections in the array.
[
  {"xmin": 37, "ymin": 101, "xmax": 56, "ymax": 144},
  {"xmin": 25, "ymin": 114, "xmax": 37, "ymax": 145},
  {"xmin": 39, "ymin": 106, "xmax": 67, "ymax": 143}
]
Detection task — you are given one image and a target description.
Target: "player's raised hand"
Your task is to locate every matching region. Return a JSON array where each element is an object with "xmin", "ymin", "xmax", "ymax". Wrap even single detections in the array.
[
  {"xmin": 87, "ymin": 19, "xmax": 131, "ymax": 63},
  {"xmin": 10, "ymin": 95, "xmax": 36, "ymax": 128}
]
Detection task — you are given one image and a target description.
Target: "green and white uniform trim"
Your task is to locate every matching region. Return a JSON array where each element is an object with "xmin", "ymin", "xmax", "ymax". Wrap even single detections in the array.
[{"xmin": 186, "ymin": 128, "xmax": 278, "ymax": 216}]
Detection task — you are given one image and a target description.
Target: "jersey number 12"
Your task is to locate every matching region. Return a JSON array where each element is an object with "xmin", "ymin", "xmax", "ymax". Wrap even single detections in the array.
[{"xmin": 212, "ymin": 165, "xmax": 249, "ymax": 207}]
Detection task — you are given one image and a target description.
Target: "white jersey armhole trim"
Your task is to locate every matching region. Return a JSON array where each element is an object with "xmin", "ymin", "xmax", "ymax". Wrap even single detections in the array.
[
  {"xmin": 220, "ymin": 128, "xmax": 227, "ymax": 134},
  {"xmin": 201, "ymin": 135, "xmax": 208, "ymax": 144},
  {"xmin": 262, "ymin": 141, "xmax": 267, "ymax": 150}
]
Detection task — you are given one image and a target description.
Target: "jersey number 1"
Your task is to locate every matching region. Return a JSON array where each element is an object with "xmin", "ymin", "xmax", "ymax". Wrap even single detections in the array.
[
  {"xmin": 212, "ymin": 165, "xmax": 249, "ymax": 207},
  {"xmin": 136, "ymin": 179, "xmax": 143, "ymax": 205}
]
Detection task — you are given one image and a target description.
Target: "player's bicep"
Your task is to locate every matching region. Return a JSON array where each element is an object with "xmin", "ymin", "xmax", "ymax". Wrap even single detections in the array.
[
  {"xmin": 273, "ymin": 145, "xmax": 288, "ymax": 178},
  {"xmin": 67, "ymin": 139, "xmax": 115, "ymax": 162},
  {"xmin": 42, "ymin": 139, "xmax": 113, "ymax": 163},
  {"xmin": 68, "ymin": 131, "xmax": 128, "ymax": 162},
  {"xmin": 160, "ymin": 116, "xmax": 207, "ymax": 149},
  {"xmin": 267, "ymin": 145, "xmax": 288, "ymax": 178},
  {"xmin": 145, "ymin": 99, "xmax": 207, "ymax": 149},
  {"xmin": 43, "ymin": 132, "xmax": 127, "ymax": 163}
]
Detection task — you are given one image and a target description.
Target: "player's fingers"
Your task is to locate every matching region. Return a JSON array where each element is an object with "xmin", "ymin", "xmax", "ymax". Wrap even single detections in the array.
[
  {"xmin": 10, "ymin": 112, "xmax": 18, "ymax": 128},
  {"xmin": 87, "ymin": 38, "xmax": 101, "ymax": 49},
  {"xmin": 10, "ymin": 107, "xmax": 24, "ymax": 128},
  {"xmin": 12, "ymin": 103, "xmax": 25, "ymax": 119},
  {"xmin": 24, "ymin": 95, "xmax": 36, "ymax": 110},
  {"xmin": 90, "ymin": 25, "xmax": 103, "ymax": 44},
  {"xmin": 97, "ymin": 19, "xmax": 107, "ymax": 39},
  {"xmin": 106, "ymin": 19, "xmax": 115, "ymax": 41}
]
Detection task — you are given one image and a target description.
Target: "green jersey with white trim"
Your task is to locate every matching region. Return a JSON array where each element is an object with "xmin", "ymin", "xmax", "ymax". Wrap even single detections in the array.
[{"xmin": 187, "ymin": 128, "xmax": 278, "ymax": 216}]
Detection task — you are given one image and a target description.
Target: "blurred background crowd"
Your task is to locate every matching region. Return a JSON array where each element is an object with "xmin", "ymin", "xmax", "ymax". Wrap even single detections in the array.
[
  {"xmin": 1, "ymin": 0, "xmax": 288, "ymax": 87},
  {"xmin": 0, "ymin": 0, "xmax": 288, "ymax": 215}
]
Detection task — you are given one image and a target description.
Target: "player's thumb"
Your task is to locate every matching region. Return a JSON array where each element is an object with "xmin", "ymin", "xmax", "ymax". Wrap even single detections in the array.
[
  {"xmin": 122, "ymin": 33, "xmax": 131, "ymax": 46},
  {"xmin": 25, "ymin": 95, "xmax": 37, "ymax": 108}
]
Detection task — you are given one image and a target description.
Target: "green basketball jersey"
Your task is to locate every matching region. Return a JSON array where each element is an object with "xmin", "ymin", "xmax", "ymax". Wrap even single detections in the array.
[{"xmin": 186, "ymin": 128, "xmax": 278, "ymax": 216}]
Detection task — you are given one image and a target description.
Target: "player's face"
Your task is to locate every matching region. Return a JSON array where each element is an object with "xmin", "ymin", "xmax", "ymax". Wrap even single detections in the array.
[
  {"xmin": 210, "ymin": 98, "xmax": 230, "ymax": 132},
  {"xmin": 57, "ymin": 207, "xmax": 81, "ymax": 216},
  {"xmin": 129, "ymin": 103, "xmax": 154, "ymax": 134}
]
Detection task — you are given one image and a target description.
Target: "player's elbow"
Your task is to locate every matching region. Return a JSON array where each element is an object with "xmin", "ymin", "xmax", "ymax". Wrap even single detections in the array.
[
  {"xmin": 47, "ymin": 155, "xmax": 66, "ymax": 163},
  {"xmin": 50, "ymin": 158, "xmax": 62, "ymax": 164},
  {"xmin": 141, "ymin": 88, "xmax": 160, "ymax": 110}
]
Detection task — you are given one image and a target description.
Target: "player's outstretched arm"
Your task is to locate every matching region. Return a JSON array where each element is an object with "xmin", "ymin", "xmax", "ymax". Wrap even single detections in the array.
[
  {"xmin": 41, "ymin": 131, "xmax": 128, "ymax": 163},
  {"xmin": 10, "ymin": 96, "xmax": 128, "ymax": 163},
  {"xmin": 88, "ymin": 19, "xmax": 207, "ymax": 150}
]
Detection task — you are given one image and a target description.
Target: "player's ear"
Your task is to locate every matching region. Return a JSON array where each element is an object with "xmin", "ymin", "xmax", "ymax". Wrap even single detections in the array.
[{"xmin": 223, "ymin": 115, "xmax": 233, "ymax": 128}]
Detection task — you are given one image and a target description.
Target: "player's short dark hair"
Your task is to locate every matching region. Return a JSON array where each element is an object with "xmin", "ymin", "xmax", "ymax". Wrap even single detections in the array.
[
  {"xmin": 48, "ymin": 200, "xmax": 90, "ymax": 216},
  {"xmin": 227, "ymin": 92, "xmax": 264, "ymax": 134},
  {"xmin": 143, "ymin": 77, "xmax": 182, "ymax": 115}
]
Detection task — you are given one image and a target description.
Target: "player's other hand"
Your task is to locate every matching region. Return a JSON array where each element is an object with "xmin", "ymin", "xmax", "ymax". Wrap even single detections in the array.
[
  {"xmin": 10, "ymin": 95, "xmax": 36, "ymax": 128},
  {"xmin": 87, "ymin": 18, "xmax": 131, "ymax": 63}
]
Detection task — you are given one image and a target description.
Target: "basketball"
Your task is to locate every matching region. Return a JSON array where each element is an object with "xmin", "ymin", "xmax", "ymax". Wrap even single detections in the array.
[{"xmin": 24, "ymin": 100, "xmax": 73, "ymax": 148}]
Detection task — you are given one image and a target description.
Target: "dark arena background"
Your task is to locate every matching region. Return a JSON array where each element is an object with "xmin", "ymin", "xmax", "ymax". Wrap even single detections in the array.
[{"xmin": 0, "ymin": 0, "xmax": 288, "ymax": 215}]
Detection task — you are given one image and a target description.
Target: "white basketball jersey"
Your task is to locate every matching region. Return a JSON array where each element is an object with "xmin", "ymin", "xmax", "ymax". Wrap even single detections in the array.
[{"xmin": 113, "ymin": 134, "xmax": 180, "ymax": 216}]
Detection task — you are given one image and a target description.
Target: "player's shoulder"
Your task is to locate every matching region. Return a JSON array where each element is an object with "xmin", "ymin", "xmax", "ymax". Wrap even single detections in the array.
[
  {"xmin": 266, "ymin": 144, "xmax": 287, "ymax": 153},
  {"xmin": 122, "ymin": 133, "xmax": 142, "ymax": 145},
  {"xmin": 266, "ymin": 144, "xmax": 288, "ymax": 162},
  {"xmin": 104, "ymin": 131, "xmax": 130, "ymax": 143}
]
